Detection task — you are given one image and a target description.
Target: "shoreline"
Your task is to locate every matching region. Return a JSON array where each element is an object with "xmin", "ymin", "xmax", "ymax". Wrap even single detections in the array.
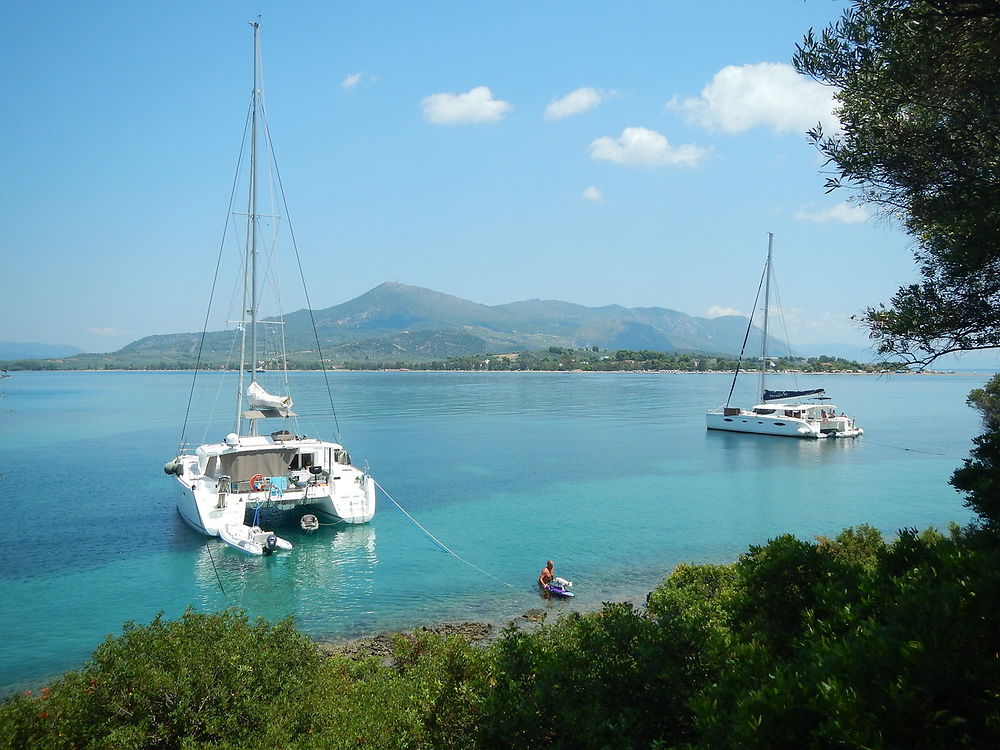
[
  {"xmin": 315, "ymin": 594, "xmax": 649, "ymax": 662},
  {"xmin": 1, "ymin": 368, "xmax": 985, "ymax": 376}
]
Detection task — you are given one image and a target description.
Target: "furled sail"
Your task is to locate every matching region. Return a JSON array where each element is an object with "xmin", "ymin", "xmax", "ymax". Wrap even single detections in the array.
[
  {"xmin": 247, "ymin": 381, "xmax": 294, "ymax": 414},
  {"xmin": 763, "ymin": 388, "xmax": 825, "ymax": 402}
]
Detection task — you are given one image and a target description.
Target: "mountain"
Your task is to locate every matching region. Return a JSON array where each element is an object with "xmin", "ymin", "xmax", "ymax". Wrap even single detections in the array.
[
  {"xmin": 9, "ymin": 283, "xmax": 806, "ymax": 367},
  {"xmin": 278, "ymin": 282, "xmax": 785, "ymax": 360},
  {"xmin": 0, "ymin": 341, "xmax": 84, "ymax": 360}
]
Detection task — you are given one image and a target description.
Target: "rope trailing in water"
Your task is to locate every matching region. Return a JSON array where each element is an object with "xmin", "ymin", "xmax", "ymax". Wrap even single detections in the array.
[
  {"xmin": 204, "ymin": 542, "xmax": 227, "ymax": 597},
  {"xmin": 373, "ymin": 478, "xmax": 512, "ymax": 588},
  {"xmin": 862, "ymin": 439, "xmax": 954, "ymax": 458}
]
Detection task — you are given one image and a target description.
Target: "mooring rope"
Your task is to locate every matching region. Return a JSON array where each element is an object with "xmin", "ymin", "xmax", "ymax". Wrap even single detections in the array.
[
  {"xmin": 373, "ymin": 478, "xmax": 513, "ymax": 588},
  {"xmin": 204, "ymin": 542, "xmax": 228, "ymax": 597},
  {"xmin": 862, "ymin": 439, "xmax": 956, "ymax": 458}
]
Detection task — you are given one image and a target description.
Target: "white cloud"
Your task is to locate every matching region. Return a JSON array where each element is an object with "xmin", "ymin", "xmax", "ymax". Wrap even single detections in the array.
[
  {"xmin": 588, "ymin": 126, "xmax": 710, "ymax": 168},
  {"xmin": 421, "ymin": 86, "xmax": 512, "ymax": 125},
  {"xmin": 88, "ymin": 326, "xmax": 127, "ymax": 337},
  {"xmin": 706, "ymin": 306, "xmax": 744, "ymax": 318},
  {"xmin": 793, "ymin": 201, "xmax": 869, "ymax": 224},
  {"xmin": 668, "ymin": 62, "xmax": 839, "ymax": 135},
  {"xmin": 582, "ymin": 186, "xmax": 604, "ymax": 202},
  {"xmin": 544, "ymin": 87, "xmax": 607, "ymax": 121},
  {"xmin": 341, "ymin": 72, "xmax": 363, "ymax": 89}
]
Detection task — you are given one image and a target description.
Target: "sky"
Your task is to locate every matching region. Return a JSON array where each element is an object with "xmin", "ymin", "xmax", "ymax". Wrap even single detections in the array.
[{"xmin": 1, "ymin": 0, "xmax": 928, "ymax": 355}]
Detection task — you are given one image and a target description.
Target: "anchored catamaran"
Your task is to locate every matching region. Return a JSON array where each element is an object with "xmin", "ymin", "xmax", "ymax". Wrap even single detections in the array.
[
  {"xmin": 164, "ymin": 22, "xmax": 376, "ymax": 537},
  {"xmin": 706, "ymin": 233, "xmax": 863, "ymax": 439}
]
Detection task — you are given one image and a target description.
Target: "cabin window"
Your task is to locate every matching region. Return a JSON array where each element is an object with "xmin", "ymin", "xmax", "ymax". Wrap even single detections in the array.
[
  {"xmin": 774, "ymin": 422, "xmax": 787, "ymax": 426},
  {"xmin": 289, "ymin": 453, "xmax": 315, "ymax": 470}
]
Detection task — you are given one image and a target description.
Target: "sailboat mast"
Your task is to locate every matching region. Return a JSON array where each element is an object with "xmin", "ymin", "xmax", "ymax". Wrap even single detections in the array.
[
  {"xmin": 236, "ymin": 21, "xmax": 262, "ymax": 437},
  {"xmin": 759, "ymin": 232, "xmax": 773, "ymax": 401},
  {"xmin": 249, "ymin": 22, "xmax": 261, "ymax": 393}
]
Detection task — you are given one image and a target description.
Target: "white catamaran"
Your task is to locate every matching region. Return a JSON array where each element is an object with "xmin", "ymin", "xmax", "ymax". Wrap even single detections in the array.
[
  {"xmin": 706, "ymin": 233, "xmax": 863, "ymax": 439},
  {"xmin": 164, "ymin": 22, "xmax": 376, "ymax": 538}
]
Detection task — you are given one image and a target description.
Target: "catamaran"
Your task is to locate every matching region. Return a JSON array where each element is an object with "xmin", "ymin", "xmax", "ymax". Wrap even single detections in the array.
[
  {"xmin": 706, "ymin": 233, "xmax": 863, "ymax": 439},
  {"xmin": 164, "ymin": 22, "xmax": 376, "ymax": 536}
]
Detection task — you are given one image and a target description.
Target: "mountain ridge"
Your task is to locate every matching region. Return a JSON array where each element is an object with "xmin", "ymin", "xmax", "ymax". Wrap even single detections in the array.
[{"xmin": 6, "ymin": 282, "xmax": 865, "ymax": 366}]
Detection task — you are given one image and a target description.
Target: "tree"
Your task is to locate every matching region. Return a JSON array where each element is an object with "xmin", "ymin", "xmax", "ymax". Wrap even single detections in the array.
[
  {"xmin": 951, "ymin": 373, "xmax": 1000, "ymax": 526},
  {"xmin": 794, "ymin": 0, "xmax": 1000, "ymax": 366}
]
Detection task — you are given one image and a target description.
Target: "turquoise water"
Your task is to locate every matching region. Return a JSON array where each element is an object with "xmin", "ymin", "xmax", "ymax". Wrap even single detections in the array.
[{"xmin": 0, "ymin": 369, "xmax": 988, "ymax": 694}]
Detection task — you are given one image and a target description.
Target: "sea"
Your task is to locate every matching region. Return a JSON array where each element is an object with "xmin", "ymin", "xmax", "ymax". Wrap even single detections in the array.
[{"xmin": 0, "ymin": 368, "xmax": 991, "ymax": 695}]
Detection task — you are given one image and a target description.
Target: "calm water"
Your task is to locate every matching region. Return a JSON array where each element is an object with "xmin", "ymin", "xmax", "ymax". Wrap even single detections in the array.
[{"xmin": 0, "ymin": 369, "xmax": 989, "ymax": 694}]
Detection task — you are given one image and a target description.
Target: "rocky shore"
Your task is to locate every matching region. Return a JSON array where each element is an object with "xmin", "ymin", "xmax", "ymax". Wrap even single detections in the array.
[{"xmin": 316, "ymin": 608, "xmax": 554, "ymax": 663}]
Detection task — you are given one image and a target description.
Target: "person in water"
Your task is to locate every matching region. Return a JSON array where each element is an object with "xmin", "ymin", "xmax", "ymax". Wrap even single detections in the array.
[{"xmin": 538, "ymin": 560, "xmax": 555, "ymax": 588}]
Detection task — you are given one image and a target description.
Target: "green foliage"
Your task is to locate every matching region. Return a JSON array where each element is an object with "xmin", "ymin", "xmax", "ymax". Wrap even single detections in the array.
[
  {"xmin": 814, "ymin": 523, "xmax": 887, "ymax": 569},
  {"xmin": 646, "ymin": 561, "xmax": 738, "ymax": 632},
  {"xmin": 952, "ymin": 373, "xmax": 1000, "ymax": 527},
  {"xmin": 479, "ymin": 602, "xmax": 704, "ymax": 750},
  {"xmin": 795, "ymin": 0, "xmax": 1000, "ymax": 365},
  {"xmin": 0, "ymin": 610, "xmax": 490, "ymax": 750},
  {"xmin": 730, "ymin": 534, "xmax": 853, "ymax": 657},
  {"xmin": 0, "ymin": 608, "xmax": 324, "ymax": 748},
  {"xmin": 1, "ymin": 347, "xmax": 876, "ymax": 373},
  {"xmin": 4, "ymin": 527, "xmax": 997, "ymax": 748},
  {"xmin": 691, "ymin": 526, "xmax": 1000, "ymax": 749},
  {"xmin": 336, "ymin": 349, "xmax": 873, "ymax": 373}
]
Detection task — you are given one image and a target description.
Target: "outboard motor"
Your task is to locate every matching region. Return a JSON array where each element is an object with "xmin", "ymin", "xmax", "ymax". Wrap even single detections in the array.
[{"xmin": 263, "ymin": 534, "xmax": 278, "ymax": 556}]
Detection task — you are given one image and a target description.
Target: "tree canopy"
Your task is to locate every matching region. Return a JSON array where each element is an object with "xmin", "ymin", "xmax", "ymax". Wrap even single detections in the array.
[{"xmin": 794, "ymin": 0, "xmax": 1000, "ymax": 366}]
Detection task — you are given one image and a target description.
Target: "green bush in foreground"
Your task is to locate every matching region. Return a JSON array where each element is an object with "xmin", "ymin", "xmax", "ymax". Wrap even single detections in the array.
[{"xmin": 3, "ymin": 525, "xmax": 998, "ymax": 749}]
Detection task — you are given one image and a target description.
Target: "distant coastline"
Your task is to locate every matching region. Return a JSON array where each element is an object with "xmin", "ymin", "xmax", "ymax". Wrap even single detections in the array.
[{"xmin": 0, "ymin": 367, "xmax": 984, "ymax": 376}]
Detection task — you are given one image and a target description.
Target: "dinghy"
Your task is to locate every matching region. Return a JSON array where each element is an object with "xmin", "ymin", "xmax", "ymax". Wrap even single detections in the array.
[
  {"xmin": 219, "ymin": 523, "xmax": 293, "ymax": 556},
  {"xmin": 544, "ymin": 583, "xmax": 575, "ymax": 598}
]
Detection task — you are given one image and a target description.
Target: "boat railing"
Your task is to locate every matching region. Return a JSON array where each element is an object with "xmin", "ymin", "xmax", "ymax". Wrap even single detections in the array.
[{"xmin": 224, "ymin": 473, "xmax": 329, "ymax": 495}]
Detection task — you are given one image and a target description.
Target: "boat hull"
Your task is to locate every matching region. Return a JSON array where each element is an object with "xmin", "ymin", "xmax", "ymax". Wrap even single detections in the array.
[
  {"xmin": 706, "ymin": 410, "xmax": 863, "ymax": 439},
  {"xmin": 171, "ymin": 436, "xmax": 376, "ymax": 537}
]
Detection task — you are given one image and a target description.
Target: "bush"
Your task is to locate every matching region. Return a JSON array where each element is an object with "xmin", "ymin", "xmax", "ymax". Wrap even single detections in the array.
[{"xmin": 478, "ymin": 602, "xmax": 705, "ymax": 749}]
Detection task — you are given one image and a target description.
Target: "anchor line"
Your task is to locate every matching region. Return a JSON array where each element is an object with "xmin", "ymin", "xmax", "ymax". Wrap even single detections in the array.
[
  {"xmin": 372, "ymin": 478, "xmax": 512, "ymax": 588},
  {"xmin": 863, "ymin": 440, "xmax": 958, "ymax": 458},
  {"xmin": 204, "ymin": 542, "xmax": 227, "ymax": 597}
]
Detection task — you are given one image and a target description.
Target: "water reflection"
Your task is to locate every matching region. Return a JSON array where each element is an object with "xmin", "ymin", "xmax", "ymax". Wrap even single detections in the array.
[
  {"xmin": 706, "ymin": 429, "xmax": 862, "ymax": 470},
  {"xmin": 191, "ymin": 523, "xmax": 378, "ymax": 620}
]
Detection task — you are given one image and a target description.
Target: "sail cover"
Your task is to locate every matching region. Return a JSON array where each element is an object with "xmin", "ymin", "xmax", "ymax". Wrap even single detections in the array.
[
  {"xmin": 247, "ymin": 381, "xmax": 294, "ymax": 414},
  {"xmin": 763, "ymin": 388, "xmax": 825, "ymax": 402}
]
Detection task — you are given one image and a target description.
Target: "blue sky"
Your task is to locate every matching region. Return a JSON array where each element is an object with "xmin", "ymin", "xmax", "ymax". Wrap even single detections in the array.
[{"xmin": 2, "ymin": 0, "xmax": 923, "ymax": 354}]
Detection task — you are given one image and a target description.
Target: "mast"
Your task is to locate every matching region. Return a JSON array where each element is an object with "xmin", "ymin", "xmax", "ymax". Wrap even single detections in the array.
[
  {"xmin": 250, "ymin": 21, "xmax": 261, "ymax": 395},
  {"xmin": 759, "ymin": 232, "xmax": 773, "ymax": 402},
  {"xmin": 237, "ymin": 21, "xmax": 262, "ymax": 436}
]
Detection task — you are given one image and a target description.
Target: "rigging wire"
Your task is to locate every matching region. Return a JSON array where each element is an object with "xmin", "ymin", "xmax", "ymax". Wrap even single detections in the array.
[
  {"xmin": 261, "ymin": 113, "xmax": 344, "ymax": 442},
  {"xmin": 373, "ymin": 478, "xmax": 513, "ymax": 588},
  {"xmin": 725, "ymin": 254, "xmax": 769, "ymax": 408},
  {"xmin": 240, "ymin": 16, "xmax": 341, "ymax": 441},
  {"xmin": 767, "ymin": 259, "xmax": 803, "ymax": 392},
  {"xmin": 177, "ymin": 99, "xmax": 254, "ymax": 454}
]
